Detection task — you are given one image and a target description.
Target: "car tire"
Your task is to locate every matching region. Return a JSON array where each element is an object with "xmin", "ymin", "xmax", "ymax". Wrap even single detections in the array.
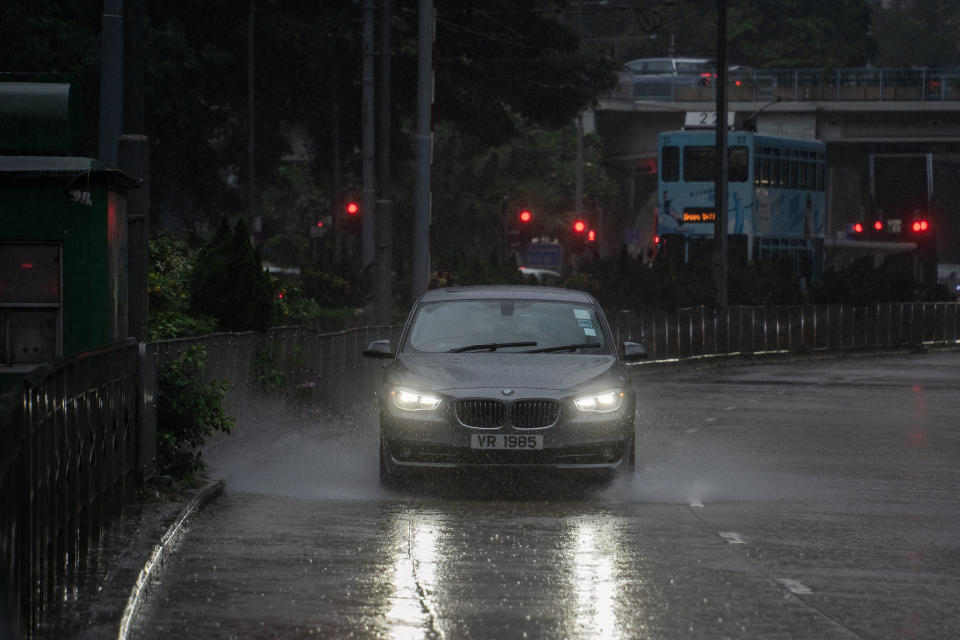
[
  {"xmin": 379, "ymin": 435, "xmax": 399, "ymax": 488},
  {"xmin": 623, "ymin": 435, "xmax": 636, "ymax": 474}
]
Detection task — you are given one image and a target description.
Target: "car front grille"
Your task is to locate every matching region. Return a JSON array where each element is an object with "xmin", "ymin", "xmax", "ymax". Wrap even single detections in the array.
[
  {"xmin": 456, "ymin": 399, "xmax": 505, "ymax": 428},
  {"xmin": 455, "ymin": 399, "xmax": 561, "ymax": 428},
  {"xmin": 511, "ymin": 400, "xmax": 561, "ymax": 428}
]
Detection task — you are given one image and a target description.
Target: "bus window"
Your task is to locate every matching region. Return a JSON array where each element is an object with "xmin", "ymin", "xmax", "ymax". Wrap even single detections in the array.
[
  {"xmin": 683, "ymin": 146, "xmax": 714, "ymax": 182},
  {"xmin": 798, "ymin": 151, "xmax": 809, "ymax": 188},
  {"xmin": 662, "ymin": 146, "xmax": 679, "ymax": 182},
  {"xmin": 682, "ymin": 145, "xmax": 748, "ymax": 182},
  {"xmin": 789, "ymin": 149, "xmax": 799, "ymax": 188},
  {"xmin": 729, "ymin": 146, "xmax": 748, "ymax": 182},
  {"xmin": 771, "ymin": 149, "xmax": 780, "ymax": 187},
  {"xmin": 759, "ymin": 148, "xmax": 770, "ymax": 186}
]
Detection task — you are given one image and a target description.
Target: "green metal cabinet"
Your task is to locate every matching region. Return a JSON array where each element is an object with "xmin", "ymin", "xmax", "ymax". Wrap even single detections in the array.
[{"xmin": 1, "ymin": 158, "xmax": 137, "ymax": 394}]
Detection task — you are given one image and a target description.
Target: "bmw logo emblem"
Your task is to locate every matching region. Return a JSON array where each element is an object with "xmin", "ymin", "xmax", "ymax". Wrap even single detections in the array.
[{"xmin": 502, "ymin": 388, "xmax": 514, "ymax": 396}]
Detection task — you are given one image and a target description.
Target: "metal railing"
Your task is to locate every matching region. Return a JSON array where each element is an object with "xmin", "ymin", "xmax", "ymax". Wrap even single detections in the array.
[
  {"xmin": 0, "ymin": 339, "xmax": 142, "ymax": 639},
  {"xmin": 1, "ymin": 304, "xmax": 957, "ymax": 637},
  {"xmin": 607, "ymin": 303, "xmax": 960, "ymax": 361},
  {"xmin": 146, "ymin": 324, "xmax": 401, "ymax": 414},
  {"xmin": 613, "ymin": 68, "xmax": 960, "ymax": 103}
]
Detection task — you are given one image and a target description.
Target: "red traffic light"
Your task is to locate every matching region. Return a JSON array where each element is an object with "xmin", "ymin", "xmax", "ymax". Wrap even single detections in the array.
[
  {"xmin": 912, "ymin": 220, "xmax": 930, "ymax": 232},
  {"xmin": 587, "ymin": 229, "xmax": 596, "ymax": 242},
  {"xmin": 573, "ymin": 220, "xmax": 586, "ymax": 233},
  {"xmin": 346, "ymin": 202, "xmax": 360, "ymax": 216},
  {"xmin": 519, "ymin": 209, "xmax": 532, "ymax": 224},
  {"xmin": 853, "ymin": 222, "xmax": 864, "ymax": 234},
  {"xmin": 316, "ymin": 221, "xmax": 324, "ymax": 228}
]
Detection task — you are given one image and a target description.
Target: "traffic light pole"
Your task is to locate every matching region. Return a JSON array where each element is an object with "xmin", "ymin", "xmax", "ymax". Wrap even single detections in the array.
[
  {"xmin": 374, "ymin": 0, "xmax": 393, "ymax": 325},
  {"xmin": 714, "ymin": 0, "xmax": 729, "ymax": 309},
  {"xmin": 362, "ymin": 0, "xmax": 377, "ymax": 269},
  {"xmin": 411, "ymin": 0, "xmax": 434, "ymax": 301}
]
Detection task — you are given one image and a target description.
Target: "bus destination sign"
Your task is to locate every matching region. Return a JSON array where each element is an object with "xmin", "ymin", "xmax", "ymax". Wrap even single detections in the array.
[{"xmin": 682, "ymin": 207, "xmax": 716, "ymax": 223}]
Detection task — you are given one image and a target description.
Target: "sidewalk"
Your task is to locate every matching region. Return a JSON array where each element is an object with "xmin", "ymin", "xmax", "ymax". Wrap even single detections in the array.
[{"xmin": 36, "ymin": 479, "xmax": 223, "ymax": 640}]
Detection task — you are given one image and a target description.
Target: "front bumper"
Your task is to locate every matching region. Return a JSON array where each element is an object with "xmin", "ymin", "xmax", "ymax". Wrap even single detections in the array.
[
  {"xmin": 379, "ymin": 389, "xmax": 635, "ymax": 471},
  {"xmin": 383, "ymin": 438, "xmax": 633, "ymax": 470}
]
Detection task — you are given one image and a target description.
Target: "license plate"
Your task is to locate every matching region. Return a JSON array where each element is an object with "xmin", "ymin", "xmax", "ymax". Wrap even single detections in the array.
[{"xmin": 471, "ymin": 434, "xmax": 543, "ymax": 450}]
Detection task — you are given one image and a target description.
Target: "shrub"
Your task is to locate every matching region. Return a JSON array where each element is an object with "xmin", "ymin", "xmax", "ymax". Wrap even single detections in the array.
[
  {"xmin": 431, "ymin": 252, "xmax": 523, "ymax": 287},
  {"xmin": 156, "ymin": 345, "xmax": 235, "ymax": 480},
  {"xmin": 273, "ymin": 285, "xmax": 324, "ymax": 324},
  {"xmin": 254, "ymin": 346, "xmax": 287, "ymax": 393},
  {"xmin": 147, "ymin": 234, "xmax": 217, "ymax": 339},
  {"xmin": 301, "ymin": 266, "xmax": 360, "ymax": 307}
]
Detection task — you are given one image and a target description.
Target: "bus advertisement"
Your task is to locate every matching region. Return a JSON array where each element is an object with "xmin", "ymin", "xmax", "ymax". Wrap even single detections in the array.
[{"xmin": 655, "ymin": 129, "xmax": 827, "ymax": 275}]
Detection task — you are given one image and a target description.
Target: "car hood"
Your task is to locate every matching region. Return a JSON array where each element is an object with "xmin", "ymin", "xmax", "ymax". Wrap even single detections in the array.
[{"xmin": 391, "ymin": 353, "xmax": 623, "ymax": 393}]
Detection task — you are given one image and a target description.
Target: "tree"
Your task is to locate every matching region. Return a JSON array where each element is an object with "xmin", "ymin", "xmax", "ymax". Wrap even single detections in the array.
[
  {"xmin": 190, "ymin": 216, "xmax": 274, "ymax": 331},
  {"xmin": 872, "ymin": 0, "xmax": 960, "ymax": 67},
  {"xmin": 727, "ymin": 0, "xmax": 876, "ymax": 68},
  {"xmin": 417, "ymin": 1, "xmax": 619, "ymax": 141},
  {"xmin": 573, "ymin": 0, "xmax": 878, "ymax": 69},
  {"xmin": 426, "ymin": 117, "xmax": 619, "ymax": 262}
]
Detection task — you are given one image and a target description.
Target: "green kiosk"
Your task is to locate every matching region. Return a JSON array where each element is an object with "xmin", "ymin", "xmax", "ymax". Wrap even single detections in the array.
[{"xmin": 0, "ymin": 81, "xmax": 138, "ymax": 395}]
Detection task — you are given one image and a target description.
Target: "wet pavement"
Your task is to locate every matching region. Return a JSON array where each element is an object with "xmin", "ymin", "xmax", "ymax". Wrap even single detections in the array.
[{"xmin": 69, "ymin": 350, "xmax": 960, "ymax": 638}]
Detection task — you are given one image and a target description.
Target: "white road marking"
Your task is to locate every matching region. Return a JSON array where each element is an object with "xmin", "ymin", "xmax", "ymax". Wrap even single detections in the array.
[
  {"xmin": 778, "ymin": 578, "xmax": 812, "ymax": 595},
  {"xmin": 688, "ymin": 500, "xmax": 704, "ymax": 508},
  {"xmin": 718, "ymin": 531, "xmax": 745, "ymax": 544}
]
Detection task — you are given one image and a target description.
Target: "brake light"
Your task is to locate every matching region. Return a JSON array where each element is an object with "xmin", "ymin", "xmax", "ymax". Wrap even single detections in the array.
[
  {"xmin": 873, "ymin": 220, "xmax": 883, "ymax": 231},
  {"xmin": 853, "ymin": 223, "xmax": 864, "ymax": 234}
]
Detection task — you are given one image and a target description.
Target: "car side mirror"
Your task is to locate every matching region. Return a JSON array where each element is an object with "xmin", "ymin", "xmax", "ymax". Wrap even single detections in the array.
[
  {"xmin": 622, "ymin": 341, "xmax": 648, "ymax": 361},
  {"xmin": 363, "ymin": 340, "xmax": 395, "ymax": 359}
]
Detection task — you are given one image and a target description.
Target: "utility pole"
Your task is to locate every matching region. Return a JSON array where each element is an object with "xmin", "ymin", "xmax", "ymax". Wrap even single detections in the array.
[
  {"xmin": 362, "ymin": 0, "xmax": 377, "ymax": 270},
  {"xmin": 374, "ymin": 0, "xmax": 393, "ymax": 325},
  {"xmin": 248, "ymin": 0, "xmax": 256, "ymax": 237},
  {"xmin": 330, "ymin": 59, "xmax": 342, "ymax": 262},
  {"xmin": 120, "ymin": 0, "xmax": 150, "ymax": 342},
  {"xmin": 714, "ymin": 0, "xmax": 729, "ymax": 308},
  {"xmin": 411, "ymin": 0, "xmax": 434, "ymax": 301},
  {"xmin": 575, "ymin": 112, "xmax": 584, "ymax": 215},
  {"xmin": 98, "ymin": 0, "xmax": 123, "ymax": 167}
]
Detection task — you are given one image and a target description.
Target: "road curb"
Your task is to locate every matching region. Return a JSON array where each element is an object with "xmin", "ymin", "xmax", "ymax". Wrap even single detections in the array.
[{"xmin": 116, "ymin": 478, "xmax": 225, "ymax": 640}]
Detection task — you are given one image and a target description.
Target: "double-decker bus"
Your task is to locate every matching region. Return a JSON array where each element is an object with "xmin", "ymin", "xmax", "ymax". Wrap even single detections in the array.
[{"xmin": 655, "ymin": 129, "xmax": 827, "ymax": 275}]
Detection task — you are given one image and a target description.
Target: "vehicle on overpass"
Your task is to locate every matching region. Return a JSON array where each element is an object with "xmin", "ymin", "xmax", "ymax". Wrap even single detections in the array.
[
  {"xmin": 654, "ymin": 128, "xmax": 827, "ymax": 276},
  {"xmin": 620, "ymin": 57, "xmax": 715, "ymax": 100}
]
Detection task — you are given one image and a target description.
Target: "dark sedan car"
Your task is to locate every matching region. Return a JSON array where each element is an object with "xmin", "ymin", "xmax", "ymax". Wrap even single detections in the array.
[{"xmin": 363, "ymin": 286, "xmax": 647, "ymax": 484}]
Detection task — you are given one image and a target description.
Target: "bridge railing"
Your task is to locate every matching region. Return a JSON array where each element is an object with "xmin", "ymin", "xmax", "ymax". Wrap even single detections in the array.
[
  {"xmin": 613, "ymin": 68, "xmax": 960, "ymax": 103},
  {"xmin": 2, "ymin": 303, "xmax": 957, "ymax": 637}
]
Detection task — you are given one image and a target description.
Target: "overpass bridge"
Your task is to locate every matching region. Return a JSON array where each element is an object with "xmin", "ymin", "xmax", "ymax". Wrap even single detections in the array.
[{"xmin": 589, "ymin": 67, "xmax": 960, "ymax": 264}]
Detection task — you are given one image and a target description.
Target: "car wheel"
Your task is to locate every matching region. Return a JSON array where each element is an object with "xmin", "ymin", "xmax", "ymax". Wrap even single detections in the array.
[
  {"xmin": 379, "ymin": 435, "xmax": 399, "ymax": 487},
  {"xmin": 623, "ymin": 435, "xmax": 636, "ymax": 474}
]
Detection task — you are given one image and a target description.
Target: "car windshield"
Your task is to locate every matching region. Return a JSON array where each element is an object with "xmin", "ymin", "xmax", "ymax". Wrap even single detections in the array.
[{"xmin": 403, "ymin": 299, "xmax": 608, "ymax": 354}]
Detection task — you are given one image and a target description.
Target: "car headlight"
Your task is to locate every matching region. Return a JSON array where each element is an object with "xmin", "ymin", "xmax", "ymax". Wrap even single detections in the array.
[
  {"xmin": 390, "ymin": 388, "xmax": 441, "ymax": 411},
  {"xmin": 573, "ymin": 390, "xmax": 625, "ymax": 413}
]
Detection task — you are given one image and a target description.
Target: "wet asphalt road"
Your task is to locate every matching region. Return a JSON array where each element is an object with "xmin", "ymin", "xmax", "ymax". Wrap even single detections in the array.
[{"xmin": 131, "ymin": 351, "xmax": 960, "ymax": 639}]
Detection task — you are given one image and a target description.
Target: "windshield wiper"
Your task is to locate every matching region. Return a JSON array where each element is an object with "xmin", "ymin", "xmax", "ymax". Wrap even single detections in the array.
[
  {"xmin": 448, "ymin": 341, "xmax": 537, "ymax": 353},
  {"xmin": 525, "ymin": 343, "xmax": 603, "ymax": 353}
]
